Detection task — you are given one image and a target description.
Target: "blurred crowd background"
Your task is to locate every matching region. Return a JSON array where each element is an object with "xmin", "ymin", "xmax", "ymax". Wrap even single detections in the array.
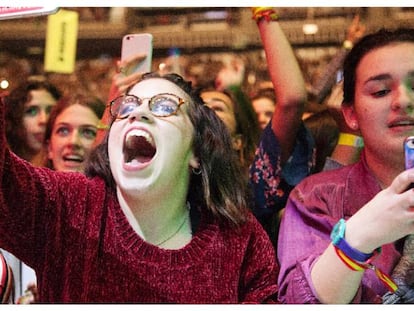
[{"xmin": 1, "ymin": 7, "xmax": 414, "ymax": 103}]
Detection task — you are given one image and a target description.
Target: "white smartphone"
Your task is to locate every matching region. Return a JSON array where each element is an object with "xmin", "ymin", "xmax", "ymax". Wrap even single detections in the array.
[
  {"xmin": 121, "ymin": 33, "xmax": 153, "ymax": 75},
  {"xmin": 0, "ymin": 7, "xmax": 59, "ymax": 20}
]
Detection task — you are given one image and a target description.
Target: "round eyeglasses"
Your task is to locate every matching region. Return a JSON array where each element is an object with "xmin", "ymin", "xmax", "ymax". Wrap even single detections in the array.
[{"xmin": 109, "ymin": 93, "xmax": 185, "ymax": 119}]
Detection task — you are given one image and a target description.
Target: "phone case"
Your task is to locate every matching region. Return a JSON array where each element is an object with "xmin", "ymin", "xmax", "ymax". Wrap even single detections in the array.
[
  {"xmin": 404, "ymin": 136, "xmax": 414, "ymax": 170},
  {"xmin": 121, "ymin": 33, "xmax": 153, "ymax": 75}
]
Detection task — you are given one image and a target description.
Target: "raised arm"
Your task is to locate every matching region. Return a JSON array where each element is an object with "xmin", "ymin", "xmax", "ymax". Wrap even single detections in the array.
[
  {"xmin": 95, "ymin": 53, "xmax": 147, "ymax": 146},
  {"xmin": 254, "ymin": 8, "xmax": 307, "ymax": 164},
  {"xmin": 309, "ymin": 14, "xmax": 366, "ymax": 105}
]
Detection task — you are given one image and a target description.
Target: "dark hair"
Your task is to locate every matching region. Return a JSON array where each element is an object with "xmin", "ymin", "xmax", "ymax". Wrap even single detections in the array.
[
  {"xmin": 4, "ymin": 78, "xmax": 61, "ymax": 160},
  {"xmin": 250, "ymin": 87, "xmax": 276, "ymax": 104},
  {"xmin": 304, "ymin": 109, "xmax": 339, "ymax": 173},
  {"xmin": 43, "ymin": 92, "xmax": 105, "ymax": 169},
  {"xmin": 343, "ymin": 28, "xmax": 414, "ymax": 106},
  {"xmin": 199, "ymin": 85, "xmax": 261, "ymax": 175},
  {"xmin": 226, "ymin": 85, "xmax": 261, "ymax": 170},
  {"xmin": 86, "ymin": 72, "xmax": 249, "ymax": 226}
]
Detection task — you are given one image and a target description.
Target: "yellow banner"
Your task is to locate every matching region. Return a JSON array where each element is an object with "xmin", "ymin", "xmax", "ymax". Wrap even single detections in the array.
[{"xmin": 44, "ymin": 9, "xmax": 78, "ymax": 74}]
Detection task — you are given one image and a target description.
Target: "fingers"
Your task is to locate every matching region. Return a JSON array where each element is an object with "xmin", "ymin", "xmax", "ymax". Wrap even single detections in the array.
[
  {"xmin": 350, "ymin": 14, "xmax": 359, "ymax": 30},
  {"xmin": 117, "ymin": 53, "xmax": 147, "ymax": 75},
  {"xmin": 123, "ymin": 53, "xmax": 147, "ymax": 66},
  {"xmin": 392, "ymin": 168, "xmax": 414, "ymax": 194},
  {"xmin": 114, "ymin": 71, "xmax": 142, "ymax": 94},
  {"xmin": 347, "ymin": 14, "xmax": 365, "ymax": 43}
]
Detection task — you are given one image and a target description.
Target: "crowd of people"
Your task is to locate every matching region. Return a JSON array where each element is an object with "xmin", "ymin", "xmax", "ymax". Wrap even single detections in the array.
[{"xmin": 1, "ymin": 7, "xmax": 414, "ymax": 304}]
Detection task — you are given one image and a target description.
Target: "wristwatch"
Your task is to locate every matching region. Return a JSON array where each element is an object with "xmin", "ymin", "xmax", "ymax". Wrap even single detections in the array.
[{"xmin": 330, "ymin": 218, "xmax": 374, "ymax": 262}]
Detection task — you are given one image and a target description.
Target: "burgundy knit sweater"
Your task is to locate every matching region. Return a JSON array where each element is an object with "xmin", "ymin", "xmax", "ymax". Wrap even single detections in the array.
[{"xmin": 0, "ymin": 105, "xmax": 279, "ymax": 303}]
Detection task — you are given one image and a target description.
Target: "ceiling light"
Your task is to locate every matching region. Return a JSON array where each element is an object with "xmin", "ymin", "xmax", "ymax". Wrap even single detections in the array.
[
  {"xmin": 303, "ymin": 7, "xmax": 318, "ymax": 35},
  {"xmin": 303, "ymin": 23, "xmax": 318, "ymax": 35}
]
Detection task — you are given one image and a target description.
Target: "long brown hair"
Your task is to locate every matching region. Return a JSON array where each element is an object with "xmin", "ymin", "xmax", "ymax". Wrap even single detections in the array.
[
  {"xmin": 86, "ymin": 72, "xmax": 249, "ymax": 227},
  {"xmin": 4, "ymin": 79, "xmax": 61, "ymax": 161},
  {"xmin": 43, "ymin": 92, "xmax": 105, "ymax": 169}
]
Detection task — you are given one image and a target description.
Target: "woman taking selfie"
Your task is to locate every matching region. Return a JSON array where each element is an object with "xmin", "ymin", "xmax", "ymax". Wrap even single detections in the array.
[{"xmin": 0, "ymin": 72, "xmax": 278, "ymax": 303}]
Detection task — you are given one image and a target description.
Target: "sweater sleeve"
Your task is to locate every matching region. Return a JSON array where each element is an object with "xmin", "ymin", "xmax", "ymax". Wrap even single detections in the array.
[{"xmin": 0, "ymin": 98, "xmax": 61, "ymax": 267}]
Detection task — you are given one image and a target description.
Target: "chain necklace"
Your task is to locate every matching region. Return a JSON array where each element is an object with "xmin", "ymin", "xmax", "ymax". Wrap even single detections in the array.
[{"xmin": 155, "ymin": 210, "xmax": 189, "ymax": 246}]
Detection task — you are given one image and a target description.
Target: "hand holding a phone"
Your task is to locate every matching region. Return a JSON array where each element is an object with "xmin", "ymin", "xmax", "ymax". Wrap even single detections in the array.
[
  {"xmin": 98, "ymin": 52, "xmax": 148, "ymax": 144},
  {"xmin": 118, "ymin": 52, "xmax": 148, "ymax": 76},
  {"xmin": 114, "ymin": 53, "xmax": 147, "ymax": 95},
  {"xmin": 95, "ymin": 34, "xmax": 153, "ymax": 146},
  {"xmin": 112, "ymin": 33, "xmax": 153, "ymax": 96}
]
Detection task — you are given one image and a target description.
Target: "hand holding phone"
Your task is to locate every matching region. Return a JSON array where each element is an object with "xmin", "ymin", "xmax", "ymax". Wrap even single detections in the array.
[
  {"xmin": 404, "ymin": 136, "xmax": 414, "ymax": 170},
  {"xmin": 404, "ymin": 136, "xmax": 414, "ymax": 190},
  {"xmin": 121, "ymin": 33, "xmax": 153, "ymax": 76}
]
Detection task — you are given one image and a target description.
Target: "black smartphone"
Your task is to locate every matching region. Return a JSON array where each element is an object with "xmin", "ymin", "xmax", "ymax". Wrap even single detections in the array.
[{"xmin": 404, "ymin": 136, "xmax": 414, "ymax": 189}]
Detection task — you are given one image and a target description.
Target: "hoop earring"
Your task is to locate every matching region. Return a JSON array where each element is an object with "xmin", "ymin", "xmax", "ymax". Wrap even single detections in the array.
[{"xmin": 192, "ymin": 167, "xmax": 202, "ymax": 175}]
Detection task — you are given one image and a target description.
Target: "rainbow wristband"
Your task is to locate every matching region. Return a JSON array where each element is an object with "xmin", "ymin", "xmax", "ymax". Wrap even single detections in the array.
[
  {"xmin": 333, "ymin": 245, "xmax": 398, "ymax": 292},
  {"xmin": 338, "ymin": 133, "xmax": 364, "ymax": 147},
  {"xmin": 334, "ymin": 246, "xmax": 365, "ymax": 271}
]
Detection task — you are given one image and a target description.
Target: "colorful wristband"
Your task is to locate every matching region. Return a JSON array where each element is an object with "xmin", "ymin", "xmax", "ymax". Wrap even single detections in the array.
[
  {"xmin": 337, "ymin": 133, "xmax": 364, "ymax": 148},
  {"xmin": 335, "ymin": 233, "xmax": 375, "ymax": 262},
  {"xmin": 334, "ymin": 246, "xmax": 365, "ymax": 271},
  {"xmin": 331, "ymin": 218, "xmax": 377, "ymax": 262},
  {"xmin": 251, "ymin": 7, "xmax": 278, "ymax": 23},
  {"xmin": 333, "ymin": 244, "xmax": 398, "ymax": 293}
]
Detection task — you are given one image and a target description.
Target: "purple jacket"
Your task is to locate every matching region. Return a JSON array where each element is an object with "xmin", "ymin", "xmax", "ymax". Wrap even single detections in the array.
[{"xmin": 277, "ymin": 152, "xmax": 404, "ymax": 303}]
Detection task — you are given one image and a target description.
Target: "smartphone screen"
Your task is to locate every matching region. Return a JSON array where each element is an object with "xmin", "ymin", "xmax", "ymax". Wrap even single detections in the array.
[
  {"xmin": 121, "ymin": 33, "xmax": 153, "ymax": 75},
  {"xmin": 335, "ymin": 70, "xmax": 343, "ymax": 83}
]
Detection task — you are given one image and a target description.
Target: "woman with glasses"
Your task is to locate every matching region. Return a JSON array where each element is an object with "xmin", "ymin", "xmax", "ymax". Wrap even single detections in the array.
[{"xmin": 0, "ymin": 72, "xmax": 278, "ymax": 303}]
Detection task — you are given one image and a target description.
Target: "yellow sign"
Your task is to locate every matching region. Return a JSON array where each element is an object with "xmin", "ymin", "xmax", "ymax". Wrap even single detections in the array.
[{"xmin": 44, "ymin": 9, "xmax": 78, "ymax": 74}]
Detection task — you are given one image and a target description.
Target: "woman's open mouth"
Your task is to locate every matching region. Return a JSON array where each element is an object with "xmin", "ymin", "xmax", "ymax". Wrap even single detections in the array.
[{"xmin": 123, "ymin": 129, "xmax": 156, "ymax": 164}]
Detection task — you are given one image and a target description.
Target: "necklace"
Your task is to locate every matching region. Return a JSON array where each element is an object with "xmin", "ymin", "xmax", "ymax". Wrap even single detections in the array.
[{"xmin": 155, "ymin": 211, "xmax": 189, "ymax": 246}]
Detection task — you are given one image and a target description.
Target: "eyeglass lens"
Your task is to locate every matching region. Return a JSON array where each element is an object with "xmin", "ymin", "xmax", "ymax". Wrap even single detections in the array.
[{"xmin": 112, "ymin": 94, "xmax": 181, "ymax": 118}]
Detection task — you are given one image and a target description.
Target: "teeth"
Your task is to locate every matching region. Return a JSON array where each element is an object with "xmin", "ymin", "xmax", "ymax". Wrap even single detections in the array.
[
  {"xmin": 390, "ymin": 121, "xmax": 414, "ymax": 127},
  {"xmin": 63, "ymin": 154, "xmax": 83, "ymax": 162},
  {"xmin": 125, "ymin": 129, "xmax": 154, "ymax": 147}
]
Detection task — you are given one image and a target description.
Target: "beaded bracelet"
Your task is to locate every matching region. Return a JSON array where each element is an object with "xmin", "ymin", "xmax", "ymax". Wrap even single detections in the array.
[
  {"xmin": 251, "ymin": 7, "xmax": 278, "ymax": 23},
  {"xmin": 333, "ymin": 245, "xmax": 398, "ymax": 292}
]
